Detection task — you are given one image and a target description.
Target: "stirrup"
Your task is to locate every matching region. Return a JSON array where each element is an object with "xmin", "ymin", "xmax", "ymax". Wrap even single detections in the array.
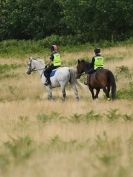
[{"xmin": 44, "ymin": 81, "xmax": 50, "ymax": 86}]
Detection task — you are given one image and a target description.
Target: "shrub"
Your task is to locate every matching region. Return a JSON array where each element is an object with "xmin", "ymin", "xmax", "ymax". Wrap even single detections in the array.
[
  {"xmin": 115, "ymin": 65, "xmax": 131, "ymax": 79},
  {"xmin": 37, "ymin": 112, "xmax": 61, "ymax": 123},
  {"xmin": 37, "ymin": 114, "xmax": 50, "ymax": 123},
  {"xmin": 105, "ymin": 109, "xmax": 121, "ymax": 121},
  {"xmin": 4, "ymin": 136, "xmax": 34, "ymax": 163},
  {"xmin": 84, "ymin": 111, "xmax": 101, "ymax": 122}
]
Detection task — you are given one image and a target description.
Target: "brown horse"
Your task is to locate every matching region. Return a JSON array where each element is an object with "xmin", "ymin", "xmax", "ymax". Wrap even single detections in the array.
[{"xmin": 77, "ymin": 59, "xmax": 116, "ymax": 100}]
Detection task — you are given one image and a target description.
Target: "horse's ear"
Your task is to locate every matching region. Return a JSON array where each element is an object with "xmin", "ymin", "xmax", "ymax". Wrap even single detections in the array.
[
  {"xmin": 78, "ymin": 59, "xmax": 80, "ymax": 64},
  {"xmin": 29, "ymin": 57, "xmax": 32, "ymax": 60}
]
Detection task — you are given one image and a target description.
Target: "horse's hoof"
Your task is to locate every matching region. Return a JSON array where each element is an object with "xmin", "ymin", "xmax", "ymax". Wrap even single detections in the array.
[
  {"xmin": 48, "ymin": 96, "xmax": 52, "ymax": 100},
  {"xmin": 76, "ymin": 97, "xmax": 80, "ymax": 102},
  {"xmin": 107, "ymin": 98, "xmax": 111, "ymax": 101},
  {"xmin": 62, "ymin": 98, "xmax": 65, "ymax": 102}
]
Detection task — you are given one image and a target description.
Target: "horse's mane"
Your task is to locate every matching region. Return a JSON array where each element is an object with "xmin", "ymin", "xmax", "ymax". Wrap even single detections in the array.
[
  {"xmin": 38, "ymin": 59, "xmax": 45, "ymax": 64},
  {"xmin": 80, "ymin": 59, "xmax": 90, "ymax": 64},
  {"xmin": 78, "ymin": 59, "xmax": 91, "ymax": 71},
  {"xmin": 30, "ymin": 56, "xmax": 45, "ymax": 65}
]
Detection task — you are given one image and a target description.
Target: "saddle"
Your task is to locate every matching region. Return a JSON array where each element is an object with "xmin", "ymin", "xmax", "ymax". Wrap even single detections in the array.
[
  {"xmin": 86, "ymin": 68, "xmax": 104, "ymax": 86},
  {"xmin": 50, "ymin": 69, "xmax": 57, "ymax": 77}
]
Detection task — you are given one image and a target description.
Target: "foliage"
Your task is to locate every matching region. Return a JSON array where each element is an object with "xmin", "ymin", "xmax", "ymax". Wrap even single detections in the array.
[
  {"xmin": 0, "ymin": 64, "xmax": 20, "ymax": 74},
  {"xmin": 36, "ymin": 110, "xmax": 133, "ymax": 124},
  {"xmin": 37, "ymin": 112, "xmax": 61, "ymax": 123},
  {"xmin": 115, "ymin": 65, "xmax": 132, "ymax": 80},
  {"xmin": 0, "ymin": 136, "xmax": 34, "ymax": 172},
  {"xmin": 0, "ymin": 38, "xmax": 133, "ymax": 58},
  {"xmin": 117, "ymin": 86, "xmax": 133, "ymax": 100},
  {"xmin": 0, "ymin": 0, "xmax": 133, "ymax": 42},
  {"xmin": 105, "ymin": 109, "xmax": 121, "ymax": 121},
  {"xmin": 0, "ymin": 64, "xmax": 21, "ymax": 80}
]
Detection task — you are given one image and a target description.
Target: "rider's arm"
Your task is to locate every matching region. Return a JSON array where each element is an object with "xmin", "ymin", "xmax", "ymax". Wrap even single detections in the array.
[
  {"xmin": 91, "ymin": 57, "xmax": 95, "ymax": 69},
  {"xmin": 47, "ymin": 59, "xmax": 52, "ymax": 66},
  {"xmin": 47, "ymin": 54, "xmax": 54, "ymax": 66}
]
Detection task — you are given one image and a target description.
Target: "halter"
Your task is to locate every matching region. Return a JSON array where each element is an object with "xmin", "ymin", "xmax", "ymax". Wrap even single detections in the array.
[{"xmin": 27, "ymin": 58, "xmax": 46, "ymax": 78}]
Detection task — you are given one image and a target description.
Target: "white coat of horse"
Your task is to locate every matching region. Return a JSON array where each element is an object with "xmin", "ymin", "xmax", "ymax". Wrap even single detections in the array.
[{"xmin": 26, "ymin": 57, "xmax": 79, "ymax": 101}]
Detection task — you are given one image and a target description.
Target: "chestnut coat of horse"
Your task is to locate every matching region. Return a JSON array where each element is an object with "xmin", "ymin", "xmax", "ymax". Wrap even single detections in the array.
[{"xmin": 77, "ymin": 59, "xmax": 116, "ymax": 100}]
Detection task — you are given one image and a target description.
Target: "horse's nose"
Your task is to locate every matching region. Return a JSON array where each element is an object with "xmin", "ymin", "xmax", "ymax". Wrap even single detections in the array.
[{"xmin": 26, "ymin": 70, "xmax": 31, "ymax": 75}]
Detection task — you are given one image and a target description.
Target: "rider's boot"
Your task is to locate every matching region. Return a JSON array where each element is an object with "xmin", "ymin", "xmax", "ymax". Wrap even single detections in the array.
[{"xmin": 44, "ymin": 77, "xmax": 51, "ymax": 86}]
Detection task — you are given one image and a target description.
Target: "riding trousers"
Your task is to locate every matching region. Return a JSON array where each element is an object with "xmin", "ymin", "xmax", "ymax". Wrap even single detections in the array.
[{"xmin": 44, "ymin": 64, "xmax": 60, "ymax": 84}]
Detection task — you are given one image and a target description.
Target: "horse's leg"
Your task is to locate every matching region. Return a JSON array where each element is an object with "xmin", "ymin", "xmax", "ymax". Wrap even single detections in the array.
[
  {"xmin": 60, "ymin": 83, "xmax": 66, "ymax": 101},
  {"xmin": 69, "ymin": 69, "xmax": 79, "ymax": 101},
  {"xmin": 46, "ymin": 86, "xmax": 52, "ymax": 100},
  {"xmin": 89, "ymin": 87, "xmax": 95, "ymax": 100},
  {"xmin": 94, "ymin": 88, "xmax": 100, "ymax": 99},
  {"xmin": 103, "ymin": 87, "xmax": 110, "ymax": 100},
  {"xmin": 107, "ymin": 85, "xmax": 110, "ymax": 98},
  {"xmin": 71, "ymin": 83, "xmax": 79, "ymax": 101}
]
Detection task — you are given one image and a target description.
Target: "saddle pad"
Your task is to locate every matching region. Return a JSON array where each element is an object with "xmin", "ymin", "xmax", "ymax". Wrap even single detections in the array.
[{"xmin": 50, "ymin": 69, "xmax": 57, "ymax": 77}]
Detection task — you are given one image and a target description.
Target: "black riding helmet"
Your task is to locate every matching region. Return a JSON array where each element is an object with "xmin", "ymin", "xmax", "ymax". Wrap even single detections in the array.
[{"xmin": 94, "ymin": 48, "xmax": 100, "ymax": 54}]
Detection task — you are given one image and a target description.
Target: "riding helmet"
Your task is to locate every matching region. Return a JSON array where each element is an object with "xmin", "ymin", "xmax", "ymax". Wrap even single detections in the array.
[
  {"xmin": 51, "ymin": 44, "xmax": 58, "ymax": 51},
  {"xmin": 94, "ymin": 48, "xmax": 100, "ymax": 54}
]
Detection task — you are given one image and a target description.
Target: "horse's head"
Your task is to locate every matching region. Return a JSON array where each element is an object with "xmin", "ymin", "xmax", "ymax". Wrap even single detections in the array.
[
  {"xmin": 76, "ymin": 59, "xmax": 90, "ymax": 78},
  {"xmin": 26, "ymin": 57, "xmax": 45, "ymax": 75},
  {"xmin": 26, "ymin": 57, "xmax": 36, "ymax": 75}
]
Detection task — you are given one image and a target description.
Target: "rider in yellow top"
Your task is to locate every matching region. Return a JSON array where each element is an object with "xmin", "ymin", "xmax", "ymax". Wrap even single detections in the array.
[
  {"xmin": 89, "ymin": 48, "xmax": 104, "ymax": 74},
  {"xmin": 44, "ymin": 44, "xmax": 61, "ymax": 86}
]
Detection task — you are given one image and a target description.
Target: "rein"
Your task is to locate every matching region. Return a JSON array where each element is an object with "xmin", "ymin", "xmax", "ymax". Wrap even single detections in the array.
[
  {"xmin": 32, "ymin": 67, "xmax": 45, "ymax": 72},
  {"xmin": 31, "ymin": 68, "xmax": 45, "ymax": 78}
]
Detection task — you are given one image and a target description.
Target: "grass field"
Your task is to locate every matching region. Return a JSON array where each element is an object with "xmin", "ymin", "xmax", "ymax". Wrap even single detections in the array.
[{"xmin": 0, "ymin": 43, "xmax": 133, "ymax": 177}]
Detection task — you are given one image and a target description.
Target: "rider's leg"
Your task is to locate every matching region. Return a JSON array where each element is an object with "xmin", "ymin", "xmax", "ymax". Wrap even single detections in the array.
[
  {"xmin": 44, "ymin": 66, "xmax": 52, "ymax": 85},
  {"xmin": 44, "ymin": 65, "xmax": 59, "ymax": 86}
]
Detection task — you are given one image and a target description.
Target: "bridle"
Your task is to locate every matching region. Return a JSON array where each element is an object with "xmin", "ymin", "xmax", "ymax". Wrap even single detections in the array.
[{"xmin": 28, "ymin": 59, "xmax": 45, "ymax": 72}]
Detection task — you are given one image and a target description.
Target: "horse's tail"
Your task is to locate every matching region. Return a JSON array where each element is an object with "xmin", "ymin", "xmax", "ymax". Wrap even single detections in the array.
[
  {"xmin": 69, "ymin": 68, "xmax": 77, "ymax": 84},
  {"xmin": 108, "ymin": 70, "xmax": 116, "ymax": 99}
]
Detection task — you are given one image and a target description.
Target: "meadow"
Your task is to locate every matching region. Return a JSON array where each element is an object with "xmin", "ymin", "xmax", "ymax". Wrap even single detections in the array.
[{"xmin": 0, "ymin": 42, "xmax": 133, "ymax": 177}]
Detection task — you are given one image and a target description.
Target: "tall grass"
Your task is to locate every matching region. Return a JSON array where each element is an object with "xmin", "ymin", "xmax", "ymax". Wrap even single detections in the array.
[
  {"xmin": 0, "ymin": 41, "xmax": 133, "ymax": 177},
  {"xmin": 0, "ymin": 37, "xmax": 133, "ymax": 58}
]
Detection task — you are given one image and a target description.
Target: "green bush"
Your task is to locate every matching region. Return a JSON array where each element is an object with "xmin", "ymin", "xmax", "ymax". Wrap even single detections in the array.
[
  {"xmin": 0, "ymin": 37, "xmax": 133, "ymax": 57},
  {"xmin": 115, "ymin": 66, "xmax": 131, "ymax": 79},
  {"xmin": 117, "ymin": 88, "xmax": 133, "ymax": 100},
  {"xmin": 0, "ymin": 136, "xmax": 34, "ymax": 171},
  {"xmin": 4, "ymin": 136, "xmax": 34, "ymax": 163},
  {"xmin": 0, "ymin": 64, "xmax": 20, "ymax": 74},
  {"xmin": 0, "ymin": 64, "xmax": 21, "ymax": 80},
  {"xmin": 105, "ymin": 109, "xmax": 121, "ymax": 121},
  {"xmin": 37, "ymin": 112, "xmax": 61, "ymax": 123}
]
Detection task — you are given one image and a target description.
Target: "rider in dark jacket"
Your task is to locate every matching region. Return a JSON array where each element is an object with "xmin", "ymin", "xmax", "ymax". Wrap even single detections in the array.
[{"xmin": 44, "ymin": 44, "xmax": 61, "ymax": 86}]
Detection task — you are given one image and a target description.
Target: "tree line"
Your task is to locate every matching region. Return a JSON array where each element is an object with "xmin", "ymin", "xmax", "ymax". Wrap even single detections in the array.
[{"xmin": 0, "ymin": 0, "xmax": 133, "ymax": 42}]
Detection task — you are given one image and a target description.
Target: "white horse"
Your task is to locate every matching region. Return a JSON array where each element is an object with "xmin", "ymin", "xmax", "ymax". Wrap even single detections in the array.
[{"xmin": 26, "ymin": 57, "xmax": 79, "ymax": 101}]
